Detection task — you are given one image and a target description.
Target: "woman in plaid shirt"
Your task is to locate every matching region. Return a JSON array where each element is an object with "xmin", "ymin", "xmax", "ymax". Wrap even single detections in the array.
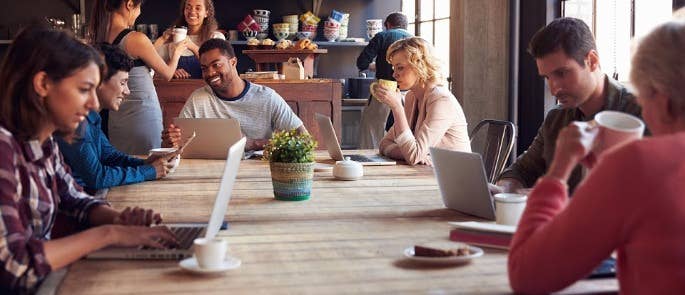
[{"xmin": 0, "ymin": 27, "xmax": 178, "ymax": 293}]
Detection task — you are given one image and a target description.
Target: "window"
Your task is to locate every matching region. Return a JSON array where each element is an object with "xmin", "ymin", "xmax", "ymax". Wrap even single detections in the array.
[
  {"xmin": 563, "ymin": 0, "xmax": 673, "ymax": 81},
  {"xmin": 401, "ymin": 0, "xmax": 451, "ymax": 79}
]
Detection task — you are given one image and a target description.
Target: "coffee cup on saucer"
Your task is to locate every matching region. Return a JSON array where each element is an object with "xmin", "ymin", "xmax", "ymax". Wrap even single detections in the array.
[{"xmin": 193, "ymin": 237, "xmax": 228, "ymax": 269}]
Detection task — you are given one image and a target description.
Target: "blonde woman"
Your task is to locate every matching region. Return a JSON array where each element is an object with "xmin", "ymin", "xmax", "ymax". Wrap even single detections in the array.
[
  {"xmin": 154, "ymin": 0, "xmax": 225, "ymax": 79},
  {"xmin": 375, "ymin": 37, "xmax": 470, "ymax": 165},
  {"xmin": 508, "ymin": 20, "xmax": 685, "ymax": 293}
]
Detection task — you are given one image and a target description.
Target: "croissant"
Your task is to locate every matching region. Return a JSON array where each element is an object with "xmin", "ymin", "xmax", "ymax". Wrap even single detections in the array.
[{"xmin": 295, "ymin": 38, "xmax": 311, "ymax": 50}]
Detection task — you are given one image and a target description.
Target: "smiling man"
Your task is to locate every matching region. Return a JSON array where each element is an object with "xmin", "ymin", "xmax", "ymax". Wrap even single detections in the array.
[
  {"xmin": 496, "ymin": 17, "xmax": 643, "ymax": 193},
  {"xmin": 57, "ymin": 44, "xmax": 174, "ymax": 194},
  {"xmin": 162, "ymin": 39, "xmax": 306, "ymax": 151}
]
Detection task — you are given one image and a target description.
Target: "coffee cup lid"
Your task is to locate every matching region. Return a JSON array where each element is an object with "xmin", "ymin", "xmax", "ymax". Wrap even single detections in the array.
[{"xmin": 493, "ymin": 193, "xmax": 527, "ymax": 203}]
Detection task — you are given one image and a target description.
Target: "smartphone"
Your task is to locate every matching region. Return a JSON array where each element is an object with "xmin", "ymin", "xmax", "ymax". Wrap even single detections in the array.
[{"xmin": 587, "ymin": 257, "xmax": 616, "ymax": 279}]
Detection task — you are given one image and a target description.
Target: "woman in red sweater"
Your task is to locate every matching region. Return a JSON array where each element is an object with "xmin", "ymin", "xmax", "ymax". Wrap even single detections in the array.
[{"xmin": 508, "ymin": 21, "xmax": 685, "ymax": 293}]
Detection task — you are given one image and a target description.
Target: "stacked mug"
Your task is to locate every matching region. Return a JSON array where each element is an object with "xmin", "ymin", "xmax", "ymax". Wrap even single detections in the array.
[
  {"xmin": 283, "ymin": 14, "xmax": 299, "ymax": 40},
  {"xmin": 253, "ymin": 9, "xmax": 270, "ymax": 40},
  {"xmin": 323, "ymin": 10, "xmax": 345, "ymax": 42},
  {"xmin": 366, "ymin": 19, "xmax": 383, "ymax": 40},
  {"xmin": 272, "ymin": 23, "xmax": 290, "ymax": 41},
  {"xmin": 300, "ymin": 11, "xmax": 320, "ymax": 40},
  {"xmin": 237, "ymin": 14, "xmax": 261, "ymax": 40},
  {"xmin": 323, "ymin": 20, "xmax": 340, "ymax": 42},
  {"xmin": 338, "ymin": 13, "xmax": 350, "ymax": 40}
]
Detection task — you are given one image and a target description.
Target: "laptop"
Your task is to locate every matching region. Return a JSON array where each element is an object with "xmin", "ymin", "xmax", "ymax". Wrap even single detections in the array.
[
  {"xmin": 88, "ymin": 137, "xmax": 247, "ymax": 260},
  {"xmin": 315, "ymin": 113, "xmax": 396, "ymax": 166},
  {"xmin": 430, "ymin": 147, "xmax": 496, "ymax": 220},
  {"xmin": 173, "ymin": 118, "xmax": 242, "ymax": 159}
]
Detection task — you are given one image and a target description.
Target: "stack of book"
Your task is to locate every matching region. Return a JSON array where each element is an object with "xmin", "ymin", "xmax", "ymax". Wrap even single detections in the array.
[{"xmin": 448, "ymin": 221, "xmax": 515, "ymax": 250}]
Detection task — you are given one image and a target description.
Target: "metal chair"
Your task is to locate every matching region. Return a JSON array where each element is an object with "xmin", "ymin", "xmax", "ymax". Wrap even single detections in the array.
[{"xmin": 469, "ymin": 119, "xmax": 516, "ymax": 183}]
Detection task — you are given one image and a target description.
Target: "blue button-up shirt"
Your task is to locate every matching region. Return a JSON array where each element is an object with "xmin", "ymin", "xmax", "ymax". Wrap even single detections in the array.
[{"xmin": 56, "ymin": 111, "xmax": 156, "ymax": 191}]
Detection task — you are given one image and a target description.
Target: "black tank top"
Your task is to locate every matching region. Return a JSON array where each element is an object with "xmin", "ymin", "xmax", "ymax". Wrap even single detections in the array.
[{"xmin": 112, "ymin": 29, "xmax": 147, "ymax": 68}]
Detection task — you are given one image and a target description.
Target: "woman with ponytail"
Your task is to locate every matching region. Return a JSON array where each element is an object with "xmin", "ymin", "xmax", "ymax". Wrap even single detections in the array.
[{"xmin": 89, "ymin": 0, "xmax": 187, "ymax": 154}]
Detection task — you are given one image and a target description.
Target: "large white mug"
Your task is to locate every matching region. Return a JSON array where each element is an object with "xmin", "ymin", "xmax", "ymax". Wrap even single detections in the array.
[
  {"xmin": 172, "ymin": 26, "xmax": 187, "ymax": 43},
  {"xmin": 494, "ymin": 193, "xmax": 527, "ymax": 226},
  {"xmin": 573, "ymin": 110, "xmax": 645, "ymax": 157},
  {"xmin": 193, "ymin": 237, "xmax": 228, "ymax": 269}
]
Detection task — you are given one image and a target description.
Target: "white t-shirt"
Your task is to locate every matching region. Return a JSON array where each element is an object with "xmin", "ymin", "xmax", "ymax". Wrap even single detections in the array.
[
  {"xmin": 180, "ymin": 81, "xmax": 304, "ymax": 140},
  {"xmin": 157, "ymin": 31, "xmax": 225, "ymax": 60}
]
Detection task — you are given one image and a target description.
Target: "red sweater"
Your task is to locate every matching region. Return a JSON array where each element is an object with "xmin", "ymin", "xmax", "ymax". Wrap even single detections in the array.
[{"xmin": 508, "ymin": 132, "xmax": 685, "ymax": 294}]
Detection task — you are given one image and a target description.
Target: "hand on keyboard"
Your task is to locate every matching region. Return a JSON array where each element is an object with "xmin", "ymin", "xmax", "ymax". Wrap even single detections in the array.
[
  {"xmin": 109, "ymin": 224, "xmax": 179, "ymax": 249},
  {"xmin": 114, "ymin": 206, "xmax": 163, "ymax": 226}
]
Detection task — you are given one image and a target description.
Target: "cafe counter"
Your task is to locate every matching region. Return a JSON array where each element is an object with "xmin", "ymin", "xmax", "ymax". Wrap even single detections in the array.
[{"xmin": 154, "ymin": 78, "xmax": 342, "ymax": 149}]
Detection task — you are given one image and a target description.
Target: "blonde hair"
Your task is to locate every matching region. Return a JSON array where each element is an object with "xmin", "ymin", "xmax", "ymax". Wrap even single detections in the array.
[
  {"xmin": 386, "ymin": 37, "xmax": 444, "ymax": 86},
  {"xmin": 630, "ymin": 20, "xmax": 685, "ymax": 118}
]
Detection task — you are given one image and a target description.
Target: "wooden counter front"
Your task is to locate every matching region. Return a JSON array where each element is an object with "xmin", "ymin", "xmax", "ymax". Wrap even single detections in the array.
[{"xmin": 154, "ymin": 79, "xmax": 341, "ymax": 149}]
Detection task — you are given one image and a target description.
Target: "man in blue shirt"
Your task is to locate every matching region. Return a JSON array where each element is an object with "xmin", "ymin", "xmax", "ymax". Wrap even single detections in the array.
[
  {"xmin": 57, "ymin": 44, "xmax": 174, "ymax": 194},
  {"xmin": 357, "ymin": 12, "xmax": 413, "ymax": 149}
]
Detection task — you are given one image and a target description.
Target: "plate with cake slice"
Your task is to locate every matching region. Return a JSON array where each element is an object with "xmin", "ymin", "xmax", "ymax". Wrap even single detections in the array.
[{"xmin": 404, "ymin": 242, "xmax": 484, "ymax": 265}]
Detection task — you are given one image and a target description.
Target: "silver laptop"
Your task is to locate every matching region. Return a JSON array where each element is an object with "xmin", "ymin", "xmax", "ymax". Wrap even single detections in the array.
[
  {"xmin": 430, "ymin": 147, "xmax": 496, "ymax": 220},
  {"xmin": 88, "ymin": 137, "xmax": 247, "ymax": 260},
  {"xmin": 315, "ymin": 113, "xmax": 396, "ymax": 166},
  {"xmin": 173, "ymin": 118, "xmax": 242, "ymax": 159}
]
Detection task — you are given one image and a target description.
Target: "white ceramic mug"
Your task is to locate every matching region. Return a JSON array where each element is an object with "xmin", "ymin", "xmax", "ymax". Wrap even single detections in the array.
[
  {"xmin": 193, "ymin": 237, "xmax": 228, "ymax": 269},
  {"xmin": 573, "ymin": 110, "xmax": 645, "ymax": 157},
  {"xmin": 493, "ymin": 193, "xmax": 527, "ymax": 226},
  {"xmin": 172, "ymin": 26, "xmax": 187, "ymax": 43}
]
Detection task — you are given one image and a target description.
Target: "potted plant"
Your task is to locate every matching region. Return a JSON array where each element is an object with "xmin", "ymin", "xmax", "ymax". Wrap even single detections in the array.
[{"xmin": 263, "ymin": 130, "xmax": 317, "ymax": 201}]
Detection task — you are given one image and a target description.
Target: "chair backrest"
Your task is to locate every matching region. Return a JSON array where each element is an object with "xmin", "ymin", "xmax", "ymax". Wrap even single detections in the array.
[{"xmin": 469, "ymin": 119, "xmax": 516, "ymax": 183}]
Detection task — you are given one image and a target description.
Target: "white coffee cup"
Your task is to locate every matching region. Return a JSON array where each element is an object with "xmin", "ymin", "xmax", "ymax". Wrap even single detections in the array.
[
  {"xmin": 573, "ymin": 110, "xmax": 645, "ymax": 157},
  {"xmin": 173, "ymin": 26, "xmax": 187, "ymax": 43},
  {"xmin": 493, "ymin": 193, "xmax": 527, "ymax": 226},
  {"xmin": 193, "ymin": 237, "xmax": 228, "ymax": 269}
]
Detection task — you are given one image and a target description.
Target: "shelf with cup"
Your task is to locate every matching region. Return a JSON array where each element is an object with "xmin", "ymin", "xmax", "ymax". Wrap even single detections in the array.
[{"xmin": 230, "ymin": 40, "xmax": 367, "ymax": 47}]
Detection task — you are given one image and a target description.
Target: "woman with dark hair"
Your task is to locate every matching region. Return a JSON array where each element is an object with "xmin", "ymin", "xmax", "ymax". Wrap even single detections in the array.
[
  {"xmin": 154, "ymin": 0, "xmax": 225, "ymax": 79},
  {"xmin": 89, "ymin": 0, "xmax": 187, "ymax": 155},
  {"xmin": 0, "ymin": 27, "xmax": 176, "ymax": 293}
]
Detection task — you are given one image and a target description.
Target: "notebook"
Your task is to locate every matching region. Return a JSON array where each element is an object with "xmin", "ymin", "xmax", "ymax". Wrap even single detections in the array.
[
  {"xmin": 315, "ymin": 113, "xmax": 396, "ymax": 165},
  {"xmin": 87, "ymin": 137, "xmax": 247, "ymax": 260}
]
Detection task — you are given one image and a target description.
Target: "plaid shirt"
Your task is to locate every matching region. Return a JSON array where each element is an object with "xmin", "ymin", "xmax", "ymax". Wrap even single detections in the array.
[{"xmin": 0, "ymin": 126, "xmax": 106, "ymax": 293}]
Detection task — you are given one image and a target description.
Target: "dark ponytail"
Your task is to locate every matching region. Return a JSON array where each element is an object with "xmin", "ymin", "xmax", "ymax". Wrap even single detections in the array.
[{"xmin": 88, "ymin": 0, "xmax": 145, "ymax": 44}]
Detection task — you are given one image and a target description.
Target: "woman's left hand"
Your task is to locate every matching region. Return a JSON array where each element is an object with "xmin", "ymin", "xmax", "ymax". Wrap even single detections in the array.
[
  {"xmin": 373, "ymin": 84, "xmax": 402, "ymax": 110},
  {"xmin": 113, "ymin": 206, "xmax": 163, "ymax": 226}
]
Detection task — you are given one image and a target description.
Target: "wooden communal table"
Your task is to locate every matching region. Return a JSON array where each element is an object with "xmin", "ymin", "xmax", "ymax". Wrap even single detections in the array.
[
  {"xmin": 242, "ymin": 49, "xmax": 328, "ymax": 77},
  {"xmin": 55, "ymin": 152, "xmax": 617, "ymax": 294}
]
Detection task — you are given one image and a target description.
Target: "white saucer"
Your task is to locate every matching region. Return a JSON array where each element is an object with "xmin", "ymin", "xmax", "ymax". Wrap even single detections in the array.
[
  {"xmin": 404, "ymin": 244, "xmax": 484, "ymax": 265},
  {"xmin": 179, "ymin": 256, "xmax": 241, "ymax": 274}
]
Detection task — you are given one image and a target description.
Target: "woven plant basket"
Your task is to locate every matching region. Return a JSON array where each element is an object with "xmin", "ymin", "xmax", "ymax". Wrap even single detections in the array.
[{"xmin": 269, "ymin": 162, "xmax": 314, "ymax": 201}]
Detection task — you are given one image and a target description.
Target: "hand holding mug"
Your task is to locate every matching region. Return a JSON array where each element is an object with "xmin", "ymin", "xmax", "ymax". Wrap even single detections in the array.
[{"xmin": 371, "ymin": 79, "xmax": 400, "ymax": 109}]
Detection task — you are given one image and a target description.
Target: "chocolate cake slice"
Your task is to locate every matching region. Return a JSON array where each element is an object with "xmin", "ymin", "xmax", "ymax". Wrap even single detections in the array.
[{"xmin": 414, "ymin": 245, "xmax": 470, "ymax": 257}]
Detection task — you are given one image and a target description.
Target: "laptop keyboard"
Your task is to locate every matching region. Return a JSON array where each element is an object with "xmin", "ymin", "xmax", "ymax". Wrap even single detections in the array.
[
  {"xmin": 172, "ymin": 226, "xmax": 205, "ymax": 249},
  {"xmin": 345, "ymin": 154, "xmax": 374, "ymax": 162}
]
